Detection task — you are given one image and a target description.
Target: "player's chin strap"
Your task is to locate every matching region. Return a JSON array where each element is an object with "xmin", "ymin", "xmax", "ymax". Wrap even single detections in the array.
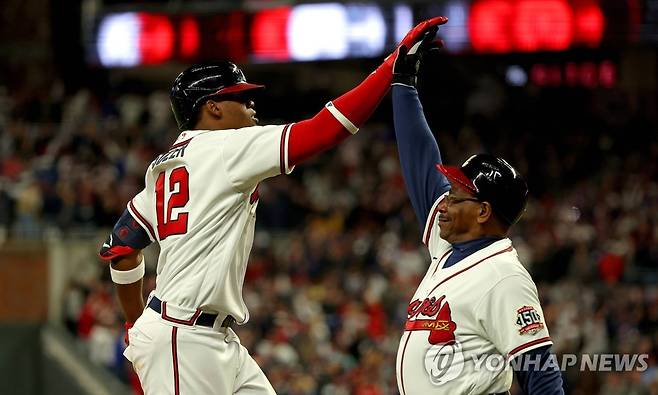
[
  {"xmin": 110, "ymin": 255, "xmax": 145, "ymax": 284},
  {"xmin": 325, "ymin": 102, "xmax": 359, "ymax": 135}
]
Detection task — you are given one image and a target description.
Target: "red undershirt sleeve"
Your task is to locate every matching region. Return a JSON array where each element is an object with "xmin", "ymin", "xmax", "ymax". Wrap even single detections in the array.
[{"xmin": 287, "ymin": 63, "xmax": 393, "ymax": 166}]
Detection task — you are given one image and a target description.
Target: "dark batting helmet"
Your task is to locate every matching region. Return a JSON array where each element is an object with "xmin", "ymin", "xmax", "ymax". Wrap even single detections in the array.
[
  {"xmin": 436, "ymin": 154, "xmax": 528, "ymax": 225},
  {"xmin": 170, "ymin": 61, "xmax": 265, "ymax": 130}
]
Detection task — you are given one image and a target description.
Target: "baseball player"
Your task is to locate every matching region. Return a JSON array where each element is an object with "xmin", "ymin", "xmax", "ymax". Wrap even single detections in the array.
[
  {"xmin": 391, "ymin": 28, "xmax": 564, "ymax": 394},
  {"xmin": 97, "ymin": 17, "xmax": 448, "ymax": 395}
]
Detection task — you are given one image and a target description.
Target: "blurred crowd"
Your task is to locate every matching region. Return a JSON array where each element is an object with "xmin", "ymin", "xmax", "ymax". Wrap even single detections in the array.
[{"xmin": 1, "ymin": 65, "xmax": 657, "ymax": 395}]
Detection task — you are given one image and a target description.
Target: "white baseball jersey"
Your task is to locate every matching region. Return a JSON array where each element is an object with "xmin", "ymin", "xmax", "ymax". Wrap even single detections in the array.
[
  {"xmin": 127, "ymin": 125, "xmax": 294, "ymax": 324},
  {"xmin": 396, "ymin": 194, "xmax": 552, "ymax": 395}
]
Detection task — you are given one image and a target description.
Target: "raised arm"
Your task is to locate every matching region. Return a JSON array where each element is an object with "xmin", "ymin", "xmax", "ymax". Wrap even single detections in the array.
[
  {"xmin": 391, "ymin": 30, "xmax": 450, "ymax": 230},
  {"xmin": 287, "ymin": 17, "xmax": 449, "ymax": 166}
]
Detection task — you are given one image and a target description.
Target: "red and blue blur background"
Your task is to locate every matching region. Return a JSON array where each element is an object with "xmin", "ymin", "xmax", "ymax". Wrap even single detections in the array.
[{"xmin": 0, "ymin": 0, "xmax": 656, "ymax": 394}]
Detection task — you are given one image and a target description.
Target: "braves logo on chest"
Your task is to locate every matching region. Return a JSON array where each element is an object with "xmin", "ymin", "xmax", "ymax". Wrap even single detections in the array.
[
  {"xmin": 404, "ymin": 294, "xmax": 465, "ymax": 386},
  {"xmin": 405, "ymin": 295, "xmax": 457, "ymax": 345}
]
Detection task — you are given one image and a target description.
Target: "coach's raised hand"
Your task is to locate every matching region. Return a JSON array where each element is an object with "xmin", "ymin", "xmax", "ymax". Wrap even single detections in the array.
[
  {"xmin": 393, "ymin": 26, "xmax": 442, "ymax": 87},
  {"xmin": 284, "ymin": 16, "xmax": 448, "ymax": 166},
  {"xmin": 384, "ymin": 16, "xmax": 448, "ymax": 71}
]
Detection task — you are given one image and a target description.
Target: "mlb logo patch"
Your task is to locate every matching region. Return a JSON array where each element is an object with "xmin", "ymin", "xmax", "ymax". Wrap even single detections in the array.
[{"xmin": 515, "ymin": 306, "xmax": 544, "ymax": 335}]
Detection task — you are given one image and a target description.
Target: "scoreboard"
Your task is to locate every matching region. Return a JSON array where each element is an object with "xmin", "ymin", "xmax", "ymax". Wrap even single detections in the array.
[{"xmin": 86, "ymin": 0, "xmax": 650, "ymax": 67}]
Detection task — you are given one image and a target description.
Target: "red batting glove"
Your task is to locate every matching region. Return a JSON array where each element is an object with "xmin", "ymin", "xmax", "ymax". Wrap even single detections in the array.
[
  {"xmin": 124, "ymin": 321, "xmax": 134, "ymax": 346},
  {"xmin": 383, "ymin": 16, "xmax": 448, "ymax": 69}
]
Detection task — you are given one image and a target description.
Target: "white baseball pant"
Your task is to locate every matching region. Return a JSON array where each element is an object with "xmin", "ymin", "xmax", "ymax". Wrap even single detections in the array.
[{"xmin": 124, "ymin": 298, "xmax": 275, "ymax": 395}]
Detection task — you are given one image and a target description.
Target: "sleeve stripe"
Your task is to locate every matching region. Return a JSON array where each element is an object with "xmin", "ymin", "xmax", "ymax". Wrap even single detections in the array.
[
  {"xmin": 507, "ymin": 337, "xmax": 553, "ymax": 359},
  {"xmin": 279, "ymin": 124, "xmax": 292, "ymax": 175},
  {"xmin": 325, "ymin": 101, "xmax": 358, "ymax": 134},
  {"xmin": 422, "ymin": 195, "xmax": 445, "ymax": 245},
  {"xmin": 284, "ymin": 123, "xmax": 295, "ymax": 174},
  {"xmin": 170, "ymin": 138, "xmax": 192, "ymax": 149},
  {"xmin": 128, "ymin": 200, "xmax": 157, "ymax": 242}
]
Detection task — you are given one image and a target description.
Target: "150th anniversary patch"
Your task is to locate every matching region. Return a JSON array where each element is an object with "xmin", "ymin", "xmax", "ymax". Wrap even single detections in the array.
[{"xmin": 515, "ymin": 306, "xmax": 544, "ymax": 335}]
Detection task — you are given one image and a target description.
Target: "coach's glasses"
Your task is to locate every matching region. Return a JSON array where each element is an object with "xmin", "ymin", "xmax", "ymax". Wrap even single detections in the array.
[{"xmin": 445, "ymin": 194, "xmax": 481, "ymax": 207}]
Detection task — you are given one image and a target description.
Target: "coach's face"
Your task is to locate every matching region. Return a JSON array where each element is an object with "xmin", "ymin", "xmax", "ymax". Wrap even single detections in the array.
[{"xmin": 438, "ymin": 183, "xmax": 483, "ymax": 244}]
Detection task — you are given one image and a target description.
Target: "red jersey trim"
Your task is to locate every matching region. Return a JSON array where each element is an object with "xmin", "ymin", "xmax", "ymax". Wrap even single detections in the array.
[
  {"xmin": 170, "ymin": 138, "xmax": 192, "ymax": 150},
  {"xmin": 426, "ymin": 246, "xmax": 514, "ymax": 297},
  {"xmin": 128, "ymin": 200, "xmax": 156, "ymax": 242},
  {"xmin": 430, "ymin": 250, "xmax": 453, "ymax": 277},
  {"xmin": 507, "ymin": 337, "xmax": 553, "ymax": 359},
  {"xmin": 161, "ymin": 302, "xmax": 202, "ymax": 326},
  {"xmin": 399, "ymin": 332, "xmax": 412, "ymax": 395},
  {"xmin": 171, "ymin": 327, "xmax": 180, "ymax": 395},
  {"xmin": 422, "ymin": 195, "xmax": 445, "ymax": 245},
  {"xmin": 279, "ymin": 124, "xmax": 292, "ymax": 175}
]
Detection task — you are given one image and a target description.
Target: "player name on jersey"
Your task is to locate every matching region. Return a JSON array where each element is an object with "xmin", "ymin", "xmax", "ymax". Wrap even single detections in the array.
[{"xmin": 151, "ymin": 142, "xmax": 189, "ymax": 169}]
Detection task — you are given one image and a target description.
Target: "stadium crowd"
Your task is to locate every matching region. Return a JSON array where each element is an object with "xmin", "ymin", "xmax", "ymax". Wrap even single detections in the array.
[{"xmin": 0, "ymin": 67, "xmax": 656, "ymax": 395}]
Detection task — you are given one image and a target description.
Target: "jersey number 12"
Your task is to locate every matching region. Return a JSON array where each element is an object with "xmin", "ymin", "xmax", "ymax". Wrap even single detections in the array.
[{"xmin": 155, "ymin": 166, "xmax": 189, "ymax": 239}]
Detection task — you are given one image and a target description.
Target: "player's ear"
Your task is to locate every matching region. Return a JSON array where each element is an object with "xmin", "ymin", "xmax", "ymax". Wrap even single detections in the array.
[
  {"xmin": 205, "ymin": 99, "xmax": 223, "ymax": 119},
  {"xmin": 476, "ymin": 201, "xmax": 493, "ymax": 224}
]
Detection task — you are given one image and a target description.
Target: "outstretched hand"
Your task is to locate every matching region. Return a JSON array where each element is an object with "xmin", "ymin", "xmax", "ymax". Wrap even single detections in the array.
[
  {"xmin": 393, "ymin": 26, "xmax": 443, "ymax": 87},
  {"xmin": 384, "ymin": 16, "xmax": 448, "ymax": 69}
]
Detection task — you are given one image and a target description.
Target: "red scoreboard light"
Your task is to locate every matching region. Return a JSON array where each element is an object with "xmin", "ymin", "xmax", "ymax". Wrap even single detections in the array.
[
  {"xmin": 97, "ymin": 13, "xmax": 195, "ymax": 66},
  {"xmin": 530, "ymin": 60, "xmax": 617, "ymax": 88},
  {"xmin": 469, "ymin": 0, "xmax": 605, "ymax": 53},
  {"xmin": 249, "ymin": 3, "xmax": 388, "ymax": 63},
  {"xmin": 573, "ymin": 4, "xmax": 605, "ymax": 47},
  {"xmin": 250, "ymin": 7, "xmax": 292, "ymax": 62},
  {"xmin": 204, "ymin": 12, "xmax": 249, "ymax": 62},
  {"xmin": 179, "ymin": 17, "xmax": 200, "ymax": 59},
  {"xmin": 138, "ymin": 13, "xmax": 175, "ymax": 64},
  {"xmin": 469, "ymin": 0, "xmax": 514, "ymax": 53},
  {"xmin": 513, "ymin": 0, "xmax": 573, "ymax": 51}
]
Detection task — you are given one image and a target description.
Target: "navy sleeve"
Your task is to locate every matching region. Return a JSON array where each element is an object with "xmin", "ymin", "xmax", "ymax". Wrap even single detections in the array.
[
  {"xmin": 392, "ymin": 84, "xmax": 450, "ymax": 232},
  {"xmin": 514, "ymin": 345, "xmax": 565, "ymax": 395},
  {"xmin": 99, "ymin": 209, "xmax": 152, "ymax": 262}
]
